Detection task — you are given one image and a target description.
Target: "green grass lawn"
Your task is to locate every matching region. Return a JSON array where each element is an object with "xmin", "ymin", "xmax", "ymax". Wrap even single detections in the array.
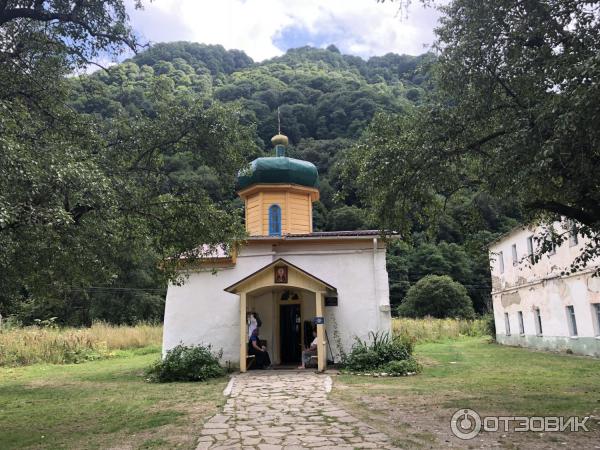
[
  {"xmin": 0, "ymin": 346, "xmax": 226, "ymax": 450},
  {"xmin": 333, "ymin": 337, "xmax": 600, "ymax": 449}
]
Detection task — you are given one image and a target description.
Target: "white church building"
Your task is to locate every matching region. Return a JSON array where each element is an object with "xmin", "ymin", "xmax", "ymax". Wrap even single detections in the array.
[
  {"xmin": 489, "ymin": 221, "xmax": 600, "ymax": 357},
  {"xmin": 163, "ymin": 132, "xmax": 393, "ymax": 371}
]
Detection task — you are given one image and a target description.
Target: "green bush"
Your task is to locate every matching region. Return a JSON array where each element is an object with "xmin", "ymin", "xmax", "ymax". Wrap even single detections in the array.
[
  {"xmin": 382, "ymin": 358, "xmax": 422, "ymax": 376},
  {"xmin": 397, "ymin": 275, "xmax": 476, "ymax": 319},
  {"xmin": 342, "ymin": 331, "xmax": 420, "ymax": 375},
  {"xmin": 146, "ymin": 344, "xmax": 224, "ymax": 382}
]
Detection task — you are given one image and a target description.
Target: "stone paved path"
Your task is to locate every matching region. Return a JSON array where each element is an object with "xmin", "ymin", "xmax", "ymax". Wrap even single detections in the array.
[{"xmin": 196, "ymin": 371, "xmax": 398, "ymax": 450}]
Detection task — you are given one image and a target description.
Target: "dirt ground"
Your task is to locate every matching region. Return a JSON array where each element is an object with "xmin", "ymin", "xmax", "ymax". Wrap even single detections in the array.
[{"xmin": 331, "ymin": 382, "xmax": 600, "ymax": 450}]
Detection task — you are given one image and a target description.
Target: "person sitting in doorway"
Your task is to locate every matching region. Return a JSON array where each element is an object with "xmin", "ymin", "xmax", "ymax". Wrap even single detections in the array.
[
  {"xmin": 298, "ymin": 329, "xmax": 318, "ymax": 369},
  {"xmin": 248, "ymin": 327, "xmax": 271, "ymax": 369}
]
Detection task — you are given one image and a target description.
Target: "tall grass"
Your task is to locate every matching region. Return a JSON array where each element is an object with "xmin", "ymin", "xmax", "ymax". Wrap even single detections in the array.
[
  {"xmin": 0, "ymin": 322, "xmax": 162, "ymax": 366},
  {"xmin": 392, "ymin": 317, "xmax": 489, "ymax": 343}
]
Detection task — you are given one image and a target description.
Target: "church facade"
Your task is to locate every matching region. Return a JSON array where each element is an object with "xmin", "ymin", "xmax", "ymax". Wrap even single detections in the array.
[{"xmin": 162, "ymin": 133, "xmax": 393, "ymax": 371}]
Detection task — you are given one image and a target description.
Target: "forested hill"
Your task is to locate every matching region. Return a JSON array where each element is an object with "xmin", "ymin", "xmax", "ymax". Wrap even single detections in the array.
[
  {"xmin": 74, "ymin": 42, "xmax": 431, "ymax": 144},
  {"xmin": 62, "ymin": 42, "xmax": 515, "ymax": 323},
  {"xmin": 71, "ymin": 42, "xmax": 433, "ymax": 231}
]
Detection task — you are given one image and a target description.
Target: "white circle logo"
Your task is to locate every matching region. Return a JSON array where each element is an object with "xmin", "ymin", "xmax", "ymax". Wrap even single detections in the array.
[{"xmin": 451, "ymin": 409, "xmax": 482, "ymax": 440}]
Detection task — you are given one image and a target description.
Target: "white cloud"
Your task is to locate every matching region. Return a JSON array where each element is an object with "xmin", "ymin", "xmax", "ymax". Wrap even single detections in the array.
[{"xmin": 128, "ymin": 0, "xmax": 441, "ymax": 61}]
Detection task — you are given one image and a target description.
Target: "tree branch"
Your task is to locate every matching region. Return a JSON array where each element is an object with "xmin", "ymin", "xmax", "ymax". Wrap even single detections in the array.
[{"xmin": 525, "ymin": 200, "xmax": 598, "ymax": 227}]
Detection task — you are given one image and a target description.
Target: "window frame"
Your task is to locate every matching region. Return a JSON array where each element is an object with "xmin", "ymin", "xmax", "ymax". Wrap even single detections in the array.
[
  {"xmin": 566, "ymin": 305, "xmax": 578, "ymax": 337},
  {"xmin": 518, "ymin": 311, "xmax": 524, "ymax": 335},
  {"xmin": 504, "ymin": 312, "xmax": 511, "ymax": 336},
  {"xmin": 568, "ymin": 221, "xmax": 579, "ymax": 247},
  {"xmin": 534, "ymin": 307, "xmax": 543, "ymax": 336},
  {"xmin": 498, "ymin": 251, "xmax": 504, "ymax": 274},
  {"xmin": 526, "ymin": 236, "xmax": 534, "ymax": 264},
  {"xmin": 268, "ymin": 204, "xmax": 282, "ymax": 236},
  {"xmin": 512, "ymin": 243, "xmax": 518, "ymax": 266},
  {"xmin": 593, "ymin": 304, "xmax": 600, "ymax": 337}
]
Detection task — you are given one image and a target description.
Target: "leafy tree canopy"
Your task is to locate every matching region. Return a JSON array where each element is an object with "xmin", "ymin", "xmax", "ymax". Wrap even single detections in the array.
[
  {"xmin": 398, "ymin": 275, "xmax": 476, "ymax": 319},
  {"xmin": 354, "ymin": 0, "xmax": 600, "ymax": 270},
  {"xmin": 0, "ymin": 2, "xmax": 256, "ymax": 324}
]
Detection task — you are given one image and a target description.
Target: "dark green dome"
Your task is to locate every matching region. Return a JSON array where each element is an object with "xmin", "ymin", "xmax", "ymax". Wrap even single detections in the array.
[{"xmin": 237, "ymin": 156, "xmax": 319, "ymax": 191}]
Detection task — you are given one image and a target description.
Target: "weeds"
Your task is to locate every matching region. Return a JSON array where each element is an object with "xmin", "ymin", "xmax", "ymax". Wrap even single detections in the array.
[
  {"xmin": 392, "ymin": 317, "xmax": 488, "ymax": 343},
  {"xmin": 0, "ymin": 322, "xmax": 162, "ymax": 366}
]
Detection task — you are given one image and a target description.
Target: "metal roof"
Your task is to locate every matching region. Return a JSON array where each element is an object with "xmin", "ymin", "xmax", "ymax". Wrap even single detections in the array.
[{"xmin": 245, "ymin": 230, "xmax": 398, "ymax": 241}]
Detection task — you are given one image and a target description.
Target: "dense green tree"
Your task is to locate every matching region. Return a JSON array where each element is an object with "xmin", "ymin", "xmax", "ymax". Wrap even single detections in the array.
[
  {"xmin": 0, "ymin": 2, "xmax": 256, "ymax": 324},
  {"xmin": 366, "ymin": 0, "xmax": 600, "ymax": 269},
  {"xmin": 398, "ymin": 275, "xmax": 475, "ymax": 319}
]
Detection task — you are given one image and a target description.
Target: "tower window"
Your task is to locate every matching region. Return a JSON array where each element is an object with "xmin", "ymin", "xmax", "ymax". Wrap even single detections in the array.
[{"xmin": 268, "ymin": 204, "xmax": 282, "ymax": 236}]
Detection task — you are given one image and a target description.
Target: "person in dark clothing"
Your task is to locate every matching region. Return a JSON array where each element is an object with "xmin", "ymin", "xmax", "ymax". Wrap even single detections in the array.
[{"xmin": 248, "ymin": 327, "xmax": 271, "ymax": 369}]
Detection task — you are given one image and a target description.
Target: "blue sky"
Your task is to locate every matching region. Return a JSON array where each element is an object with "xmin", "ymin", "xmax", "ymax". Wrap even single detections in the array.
[{"xmin": 125, "ymin": 0, "xmax": 442, "ymax": 62}]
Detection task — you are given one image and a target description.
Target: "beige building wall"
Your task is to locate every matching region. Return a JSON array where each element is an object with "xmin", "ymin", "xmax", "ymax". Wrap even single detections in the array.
[{"xmin": 241, "ymin": 184, "xmax": 317, "ymax": 236}]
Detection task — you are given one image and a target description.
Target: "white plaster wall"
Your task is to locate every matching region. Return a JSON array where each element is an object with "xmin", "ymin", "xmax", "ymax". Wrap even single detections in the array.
[
  {"xmin": 163, "ymin": 239, "xmax": 392, "ymax": 365},
  {"xmin": 493, "ymin": 274, "xmax": 600, "ymax": 339},
  {"xmin": 162, "ymin": 249, "xmax": 273, "ymax": 365},
  {"xmin": 489, "ymin": 222, "xmax": 600, "ymax": 356},
  {"xmin": 489, "ymin": 222, "xmax": 590, "ymax": 289}
]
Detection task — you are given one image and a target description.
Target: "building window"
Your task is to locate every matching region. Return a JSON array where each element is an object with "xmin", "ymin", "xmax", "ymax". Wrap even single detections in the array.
[
  {"xmin": 568, "ymin": 221, "xmax": 579, "ymax": 247},
  {"xmin": 512, "ymin": 244, "xmax": 518, "ymax": 266},
  {"xmin": 526, "ymin": 236, "xmax": 534, "ymax": 264},
  {"xmin": 518, "ymin": 311, "xmax": 524, "ymax": 334},
  {"xmin": 534, "ymin": 308, "xmax": 543, "ymax": 336},
  {"xmin": 566, "ymin": 305, "xmax": 578, "ymax": 337},
  {"xmin": 498, "ymin": 251, "xmax": 504, "ymax": 274},
  {"xmin": 504, "ymin": 312, "xmax": 511, "ymax": 336},
  {"xmin": 594, "ymin": 304, "xmax": 600, "ymax": 337},
  {"xmin": 268, "ymin": 204, "xmax": 281, "ymax": 236}
]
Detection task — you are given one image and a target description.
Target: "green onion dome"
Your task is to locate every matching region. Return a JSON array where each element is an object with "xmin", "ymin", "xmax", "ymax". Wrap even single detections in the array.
[
  {"xmin": 237, "ymin": 156, "xmax": 319, "ymax": 190},
  {"xmin": 237, "ymin": 132, "xmax": 319, "ymax": 191}
]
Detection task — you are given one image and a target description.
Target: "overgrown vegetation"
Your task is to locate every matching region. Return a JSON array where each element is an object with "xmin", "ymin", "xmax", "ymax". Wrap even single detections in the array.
[
  {"xmin": 342, "ymin": 331, "xmax": 421, "ymax": 376},
  {"xmin": 392, "ymin": 317, "xmax": 489, "ymax": 343},
  {"xmin": 0, "ymin": 322, "xmax": 162, "ymax": 366},
  {"xmin": 146, "ymin": 344, "xmax": 225, "ymax": 382}
]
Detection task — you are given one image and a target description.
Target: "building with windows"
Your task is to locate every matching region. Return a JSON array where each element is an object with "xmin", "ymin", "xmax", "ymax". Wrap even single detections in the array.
[
  {"xmin": 162, "ymin": 132, "xmax": 394, "ymax": 371},
  {"xmin": 489, "ymin": 222, "xmax": 600, "ymax": 356}
]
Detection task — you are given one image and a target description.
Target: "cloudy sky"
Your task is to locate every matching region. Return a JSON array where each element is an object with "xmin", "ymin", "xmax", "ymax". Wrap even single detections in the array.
[{"xmin": 126, "ymin": 0, "xmax": 442, "ymax": 61}]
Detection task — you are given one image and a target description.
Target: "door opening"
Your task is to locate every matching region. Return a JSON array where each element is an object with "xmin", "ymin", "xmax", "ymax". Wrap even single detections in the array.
[{"xmin": 279, "ymin": 304, "xmax": 301, "ymax": 363}]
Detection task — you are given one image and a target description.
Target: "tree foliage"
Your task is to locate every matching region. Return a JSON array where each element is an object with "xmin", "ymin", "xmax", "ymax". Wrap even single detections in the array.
[
  {"xmin": 356, "ymin": 0, "xmax": 600, "ymax": 271},
  {"xmin": 398, "ymin": 275, "xmax": 475, "ymax": 319},
  {"xmin": 0, "ymin": 2, "xmax": 255, "ymax": 324},
  {"xmin": 2, "ymin": 1, "xmax": 530, "ymax": 324}
]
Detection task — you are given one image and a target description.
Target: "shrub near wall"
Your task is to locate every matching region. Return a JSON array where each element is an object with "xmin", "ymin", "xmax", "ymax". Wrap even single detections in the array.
[
  {"xmin": 342, "ymin": 331, "xmax": 422, "ymax": 376},
  {"xmin": 146, "ymin": 344, "xmax": 225, "ymax": 382}
]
